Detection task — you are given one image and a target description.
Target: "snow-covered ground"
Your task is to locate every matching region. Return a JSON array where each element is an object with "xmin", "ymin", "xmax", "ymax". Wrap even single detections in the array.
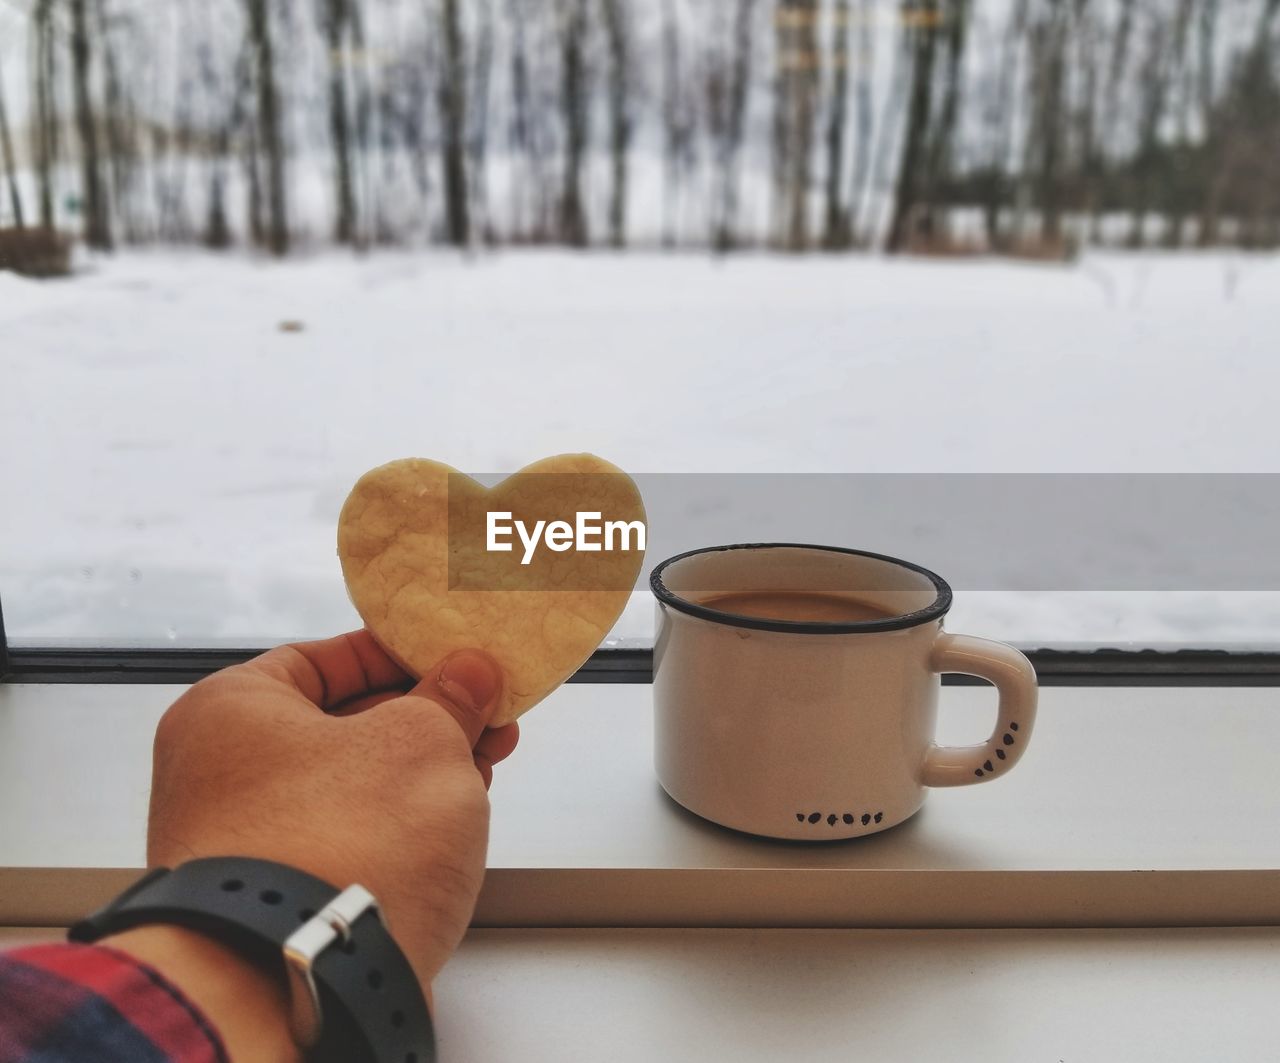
[{"xmin": 2, "ymin": 248, "xmax": 1279, "ymax": 646}]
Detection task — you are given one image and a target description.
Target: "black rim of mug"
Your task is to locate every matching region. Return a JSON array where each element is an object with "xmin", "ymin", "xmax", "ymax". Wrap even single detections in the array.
[{"xmin": 649, "ymin": 543, "xmax": 954, "ymax": 634}]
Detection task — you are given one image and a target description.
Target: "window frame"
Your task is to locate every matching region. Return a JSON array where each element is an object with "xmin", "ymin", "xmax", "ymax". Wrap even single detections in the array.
[{"xmin": 1, "ymin": 585, "xmax": 1278, "ymax": 688}]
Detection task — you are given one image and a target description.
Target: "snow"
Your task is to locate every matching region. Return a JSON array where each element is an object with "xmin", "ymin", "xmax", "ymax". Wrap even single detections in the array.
[{"xmin": 2, "ymin": 248, "xmax": 1279, "ymax": 646}]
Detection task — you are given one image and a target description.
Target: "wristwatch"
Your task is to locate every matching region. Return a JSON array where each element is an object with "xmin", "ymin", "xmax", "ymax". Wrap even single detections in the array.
[{"xmin": 69, "ymin": 857, "xmax": 435, "ymax": 1063}]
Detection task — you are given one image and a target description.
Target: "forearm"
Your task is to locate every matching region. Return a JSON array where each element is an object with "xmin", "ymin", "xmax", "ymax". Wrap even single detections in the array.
[{"xmin": 104, "ymin": 926, "xmax": 300, "ymax": 1063}]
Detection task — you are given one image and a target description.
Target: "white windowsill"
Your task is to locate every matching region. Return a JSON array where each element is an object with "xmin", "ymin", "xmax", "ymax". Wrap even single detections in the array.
[
  {"xmin": 2, "ymin": 680, "xmax": 1279, "ymax": 928},
  {"xmin": 4, "ymin": 680, "xmax": 1279, "ymax": 1061}
]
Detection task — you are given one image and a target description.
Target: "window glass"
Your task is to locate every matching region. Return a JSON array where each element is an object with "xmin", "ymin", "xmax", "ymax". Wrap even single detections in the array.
[{"xmin": 2, "ymin": 0, "xmax": 1277, "ymax": 647}]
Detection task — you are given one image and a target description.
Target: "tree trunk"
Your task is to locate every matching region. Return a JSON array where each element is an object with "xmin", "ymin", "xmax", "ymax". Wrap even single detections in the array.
[
  {"xmin": 822, "ymin": 0, "xmax": 851, "ymax": 248},
  {"xmin": 32, "ymin": 0, "xmax": 59, "ymax": 230},
  {"xmin": 438, "ymin": 0, "xmax": 470, "ymax": 246},
  {"xmin": 602, "ymin": 0, "xmax": 631, "ymax": 248},
  {"xmin": 349, "ymin": 0, "xmax": 374, "ymax": 246},
  {"xmin": 559, "ymin": 0, "xmax": 589, "ymax": 246},
  {"xmin": 0, "ymin": 54, "xmax": 24, "ymax": 230},
  {"xmin": 324, "ymin": 0, "xmax": 357, "ymax": 245},
  {"xmin": 1032, "ymin": 5, "xmax": 1069, "ymax": 245},
  {"xmin": 469, "ymin": 0, "xmax": 495, "ymax": 241},
  {"xmin": 1125, "ymin": 18, "xmax": 1171, "ymax": 249},
  {"xmin": 886, "ymin": 0, "xmax": 941, "ymax": 253},
  {"xmin": 982, "ymin": 0, "xmax": 1029, "ymax": 250},
  {"xmin": 94, "ymin": 0, "xmax": 141, "ymax": 243},
  {"xmin": 868, "ymin": 9, "xmax": 911, "ymax": 243},
  {"xmin": 1160, "ymin": 0, "xmax": 1197, "ymax": 248},
  {"xmin": 204, "ymin": 156, "xmax": 232, "ymax": 249},
  {"xmin": 70, "ymin": 0, "xmax": 112, "ymax": 250},
  {"xmin": 1089, "ymin": 0, "xmax": 1134, "ymax": 243},
  {"xmin": 1072, "ymin": 0, "xmax": 1099, "ymax": 247},
  {"xmin": 245, "ymin": 126, "xmax": 265, "ymax": 247},
  {"xmin": 509, "ymin": 0, "xmax": 546, "ymax": 239},
  {"xmin": 1191, "ymin": 0, "xmax": 1220, "ymax": 245},
  {"xmin": 920, "ymin": 0, "xmax": 970, "ymax": 240},
  {"xmin": 1234, "ymin": 0, "xmax": 1280, "ymax": 248},
  {"xmin": 245, "ymin": 0, "xmax": 288, "ymax": 254},
  {"xmin": 774, "ymin": 0, "xmax": 819, "ymax": 250},
  {"xmin": 847, "ymin": 0, "xmax": 876, "ymax": 244},
  {"xmin": 661, "ymin": 0, "xmax": 681, "ymax": 246},
  {"xmin": 713, "ymin": 0, "xmax": 756, "ymax": 251},
  {"xmin": 156, "ymin": 7, "xmax": 197, "ymax": 246}
]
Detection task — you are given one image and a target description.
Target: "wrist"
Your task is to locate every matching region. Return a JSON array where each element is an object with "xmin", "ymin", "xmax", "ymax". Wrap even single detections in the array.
[
  {"xmin": 104, "ymin": 924, "xmax": 300, "ymax": 1063},
  {"xmin": 72, "ymin": 857, "xmax": 437, "ymax": 1062}
]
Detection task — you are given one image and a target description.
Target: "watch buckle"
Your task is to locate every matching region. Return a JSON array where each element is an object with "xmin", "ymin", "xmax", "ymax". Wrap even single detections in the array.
[{"xmin": 282, "ymin": 883, "xmax": 380, "ymax": 1048}]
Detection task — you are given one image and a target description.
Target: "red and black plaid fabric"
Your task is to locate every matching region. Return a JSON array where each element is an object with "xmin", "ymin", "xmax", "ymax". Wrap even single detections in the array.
[{"xmin": 0, "ymin": 943, "xmax": 227, "ymax": 1062}]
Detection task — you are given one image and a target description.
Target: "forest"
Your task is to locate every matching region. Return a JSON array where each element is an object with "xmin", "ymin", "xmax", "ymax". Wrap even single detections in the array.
[{"xmin": 0, "ymin": 0, "xmax": 1278, "ymax": 267}]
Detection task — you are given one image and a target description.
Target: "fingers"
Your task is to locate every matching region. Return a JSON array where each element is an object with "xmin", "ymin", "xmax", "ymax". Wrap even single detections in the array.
[
  {"xmin": 473, "ymin": 723, "xmax": 519, "ymax": 790},
  {"xmin": 243, "ymin": 630, "xmax": 412, "ymax": 711},
  {"xmin": 474, "ymin": 723, "xmax": 519, "ymax": 766},
  {"xmin": 397, "ymin": 650, "xmax": 504, "ymax": 748}
]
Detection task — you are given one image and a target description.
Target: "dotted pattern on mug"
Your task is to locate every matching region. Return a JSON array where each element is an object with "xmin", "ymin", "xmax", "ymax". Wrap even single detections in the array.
[
  {"xmin": 797, "ymin": 810, "xmax": 884, "ymax": 828},
  {"xmin": 974, "ymin": 720, "xmax": 1019, "ymax": 777}
]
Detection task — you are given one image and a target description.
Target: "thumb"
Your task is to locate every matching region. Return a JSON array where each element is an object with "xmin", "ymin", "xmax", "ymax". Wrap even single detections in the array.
[{"xmin": 404, "ymin": 649, "xmax": 503, "ymax": 748}]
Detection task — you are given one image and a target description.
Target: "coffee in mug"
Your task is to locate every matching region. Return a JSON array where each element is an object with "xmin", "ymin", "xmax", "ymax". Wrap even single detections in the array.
[
  {"xmin": 700, "ymin": 590, "xmax": 893, "ymax": 624},
  {"xmin": 650, "ymin": 543, "xmax": 1038, "ymax": 841}
]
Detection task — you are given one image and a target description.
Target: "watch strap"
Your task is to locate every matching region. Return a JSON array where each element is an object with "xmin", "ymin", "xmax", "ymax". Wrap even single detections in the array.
[{"xmin": 69, "ymin": 857, "xmax": 434, "ymax": 1063}]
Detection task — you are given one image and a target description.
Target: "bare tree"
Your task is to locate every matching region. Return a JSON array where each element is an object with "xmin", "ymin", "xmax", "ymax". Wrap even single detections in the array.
[
  {"xmin": 558, "ymin": 0, "xmax": 590, "ymax": 246},
  {"xmin": 1025, "ymin": 0, "xmax": 1070, "ymax": 245},
  {"xmin": 867, "ymin": 3, "xmax": 912, "ymax": 244},
  {"xmin": 438, "ymin": 0, "xmax": 470, "ymax": 245},
  {"xmin": 1234, "ymin": 0, "xmax": 1280, "ymax": 246},
  {"xmin": 245, "ymin": 0, "xmax": 288, "ymax": 254},
  {"xmin": 198, "ymin": 37, "xmax": 237, "ymax": 249},
  {"xmin": 711, "ymin": 0, "xmax": 757, "ymax": 251},
  {"xmin": 1086, "ymin": 0, "xmax": 1135, "ymax": 242},
  {"xmin": 1159, "ymin": 0, "xmax": 1198, "ymax": 247},
  {"xmin": 31, "ymin": 0, "xmax": 60, "ymax": 230},
  {"xmin": 661, "ymin": 0, "xmax": 682, "ymax": 246},
  {"xmin": 846, "ymin": 0, "xmax": 876, "ymax": 244},
  {"xmin": 95, "ymin": 0, "xmax": 143, "ymax": 243},
  {"xmin": 1193, "ymin": 0, "xmax": 1224, "ymax": 245},
  {"xmin": 0, "ymin": 54, "xmax": 24, "ymax": 230},
  {"xmin": 822, "ymin": 0, "xmax": 852, "ymax": 247},
  {"xmin": 601, "ymin": 0, "xmax": 631, "ymax": 247},
  {"xmin": 773, "ymin": 0, "xmax": 820, "ymax": 250},
  {"xmin": 70, "ymin": 0, "xmax": 112, "ymax": 249},
  {"xmin": 1122, "ymin": 14, "xmax": 1162, "ymax": 247},
  {"xmin": 322, "ymin": 0, "xmax": 358, "ymax": 244},
  {"xmin": 1195, "ymin": 0, "xmax": 1220, "ymax": 129},
  {"xmin": 395, "ymin": 46, "xmax": 435, "ymax": 235},
  {"xmin": 349, "ymin": 0, "xmax": 377, "ymax": 244},
  {"xmin": 509, "ymin": 0, "xmax": 546, "ymax": 238},
  {"xmin": 153, "ymin": 10, "xmax": 195, "ymax": 245},
  {"xmin": 925, "ymin": 0, "xmax": 970, "ymax": 232},
  {"xmin": 1070, "ymin": 0, "xmax": 1101, "ymax": 246},
  {"xmin": 886, "ymin": 0, "xmax": 941, "ymax": 252},
  {"xmin": 980, "ymin": 0, "xmax": 1029, "ymax": 249},
  {"xmin": 469, "ymin": 0, "xmax": 495, "ymax": 240},
  {"xmin": 1196, "ymin": 0, "xmax": 1280, "ymax": 246}
]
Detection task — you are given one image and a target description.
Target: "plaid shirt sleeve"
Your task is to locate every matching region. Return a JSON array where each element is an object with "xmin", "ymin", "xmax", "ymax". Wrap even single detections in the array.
[{"xmin": 0, "ymin": 943, "xmax": 228, "ymax": 1063}]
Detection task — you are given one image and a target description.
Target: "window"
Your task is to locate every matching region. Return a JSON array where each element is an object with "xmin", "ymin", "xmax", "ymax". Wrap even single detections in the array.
[{"xmin": 2, "ymin": 0, "xmax": 1277, "ymax": 656}]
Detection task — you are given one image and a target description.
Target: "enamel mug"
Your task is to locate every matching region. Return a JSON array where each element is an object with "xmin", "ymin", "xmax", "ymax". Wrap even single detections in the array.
[{"xmin": 650, "ymin": 544, "xmax": 1038, "ymax": 841}]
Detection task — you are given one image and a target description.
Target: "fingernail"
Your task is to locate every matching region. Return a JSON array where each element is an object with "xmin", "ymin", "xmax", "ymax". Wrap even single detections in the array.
[{"xmin": 437, "ymin": 651, "xmax": 501, "ymax": 714}]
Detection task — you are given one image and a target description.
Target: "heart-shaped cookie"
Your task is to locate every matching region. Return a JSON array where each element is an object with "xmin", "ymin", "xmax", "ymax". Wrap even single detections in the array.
[{"xmin": 338, "ymin": 454, "xmax": 645, "ymax": 726}]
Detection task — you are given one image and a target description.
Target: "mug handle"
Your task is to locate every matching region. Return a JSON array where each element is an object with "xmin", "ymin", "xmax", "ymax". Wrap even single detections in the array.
[{"xmin": 922, "ymin": 633, "xmax": 1038, "ymax": 787}]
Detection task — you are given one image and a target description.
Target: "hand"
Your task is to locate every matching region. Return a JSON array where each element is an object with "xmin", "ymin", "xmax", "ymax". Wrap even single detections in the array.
[{"xmin": 142, "ymin": 629, "xmax": 518, "ymax": 992}]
